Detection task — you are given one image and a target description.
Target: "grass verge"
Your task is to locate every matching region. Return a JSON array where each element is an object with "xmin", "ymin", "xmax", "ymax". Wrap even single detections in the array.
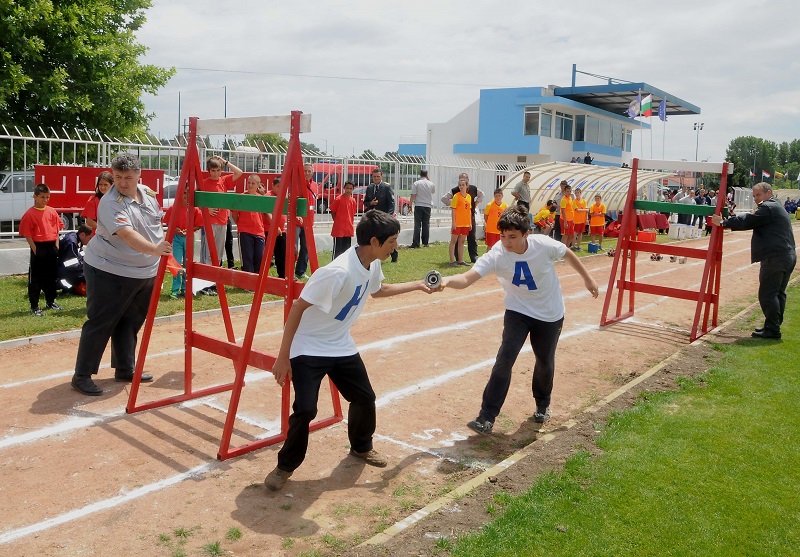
[{"xmin": 450, "ymin": 285, "xmax": 800, "ymax": 556}]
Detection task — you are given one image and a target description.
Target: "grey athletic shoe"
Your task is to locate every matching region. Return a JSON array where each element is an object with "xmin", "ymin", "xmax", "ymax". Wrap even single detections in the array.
[
  {"xmin": 466, "ymin": 417, "xmax": 493, "ymax": 435},
  {"xmin": 533, "ymin": 407, "xmax": 550, "ymax": 424}
]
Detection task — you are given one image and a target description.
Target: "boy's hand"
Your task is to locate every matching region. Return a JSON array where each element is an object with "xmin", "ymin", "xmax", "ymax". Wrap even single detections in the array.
[
  {"xmin": 586, "ymin": 277, "xmax": 599, "ymax": 298},
  {"xmin": 272, "ymin": 357, "xmax": 292, "ymax": 387}
]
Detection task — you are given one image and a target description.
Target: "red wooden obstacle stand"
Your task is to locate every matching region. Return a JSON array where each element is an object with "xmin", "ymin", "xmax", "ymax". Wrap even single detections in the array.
[
  {"xmin": 600, "ymin": 158, "xmax": 733, "ymax": 342},
  {"xmin": 126, "ymin": 112, "xmax": 343, "ymax": 460}
]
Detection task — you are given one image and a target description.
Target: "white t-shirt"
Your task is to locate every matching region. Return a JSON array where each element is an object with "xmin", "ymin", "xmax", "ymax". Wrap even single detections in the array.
[
  {"xmin": 472, "ymin": 235, "xmax": 567, "ymax": 322},
  {"xmin": 290, "ymin": 246, "xmax": 383, "ymax": 358}
]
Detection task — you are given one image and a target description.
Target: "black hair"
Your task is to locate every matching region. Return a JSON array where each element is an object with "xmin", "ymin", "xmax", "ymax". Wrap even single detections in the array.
[
  {"xmin": 356, "ymin": 209, "xmax": 400, "ymax": 246},
  {"xmin": 33, "ymin": 183, "xmax": 50, "ymax": 196},
  {"xmin": 493, "ymin": 188, "xmax": 503, "ymax": 195},
  {"xmin": 497, "ymin": 205, "xmax": 531, "ymax": 233}
]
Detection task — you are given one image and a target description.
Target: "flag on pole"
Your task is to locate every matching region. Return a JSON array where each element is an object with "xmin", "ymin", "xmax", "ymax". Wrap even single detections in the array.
[
  {"xmin": 775, "ymin": 170, "xmax": 785, "ymax": 179},
  {"xmin": 762, "ymin": 170, "xmax": 771, "ymax": 178},
  {"xmin": 749, "ymin": 170, "xmax": 755, "ymax": 177},
  {"xmin": 626, "ymin": 93, "xmax": 641, "ymax": 118},
  {"xmin": 657, "ymin": 99, "xmax": 668, "ymax": 121},
  {"xmin": 641, "ymin": 95, "xmax": 653, "ymax": 117}
]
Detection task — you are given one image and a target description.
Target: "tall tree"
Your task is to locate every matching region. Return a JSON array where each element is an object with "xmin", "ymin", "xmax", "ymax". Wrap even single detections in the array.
[
  {"xmin": 0, "ymin": 0, "xmax": 173, "ymax": 137},
  {"xmin": 725, "ymin": 136, "xmax": 779, "ymax": 187},
  {"xmin": 245, "ymin": 133, "xmax": 289, "ymax": 152}
]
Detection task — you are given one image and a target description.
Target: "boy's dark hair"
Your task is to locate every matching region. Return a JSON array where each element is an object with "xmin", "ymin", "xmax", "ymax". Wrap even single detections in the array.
[
  {"xmin": 493, "ymin": 188, "xmax": 503, "ymax": 196},
  {"xmin": 272, "ymin": 177, "xmax": 281, "ymax": 185},
  {"xmin": 420, "ymin": 170, "xmax": 428, "ymax": 178},
  {"xmin": 95, "ymin": 171, "xmax": 113, "ymax": 197},
  {"xmin": 356, "ymin": 209, "xmax": 400, "ymax": 246},
  {"xmin": 111, "ymin": 153, "xmax": 142, "ymax": 172},
  {"xmin": 371, "ymin": 168, "xmax": 382, "ymax": 175},
  {"xmin": 498, "ymin": 205, "xmax": 531, "ymax": 233},
  {"xmin": 546, "ymin": 199, "xmax": 557, "ymax": 208},
  {"xmin": 34, "ymin": 183, "xmax": 50, "ymax": 196},
  {"xmin": 207, "ymin": 157, "xmax": 223, "ymax": 170},
  {"xmin": 77, "ymin": 223, "xmax": 93, "ymax": 237},
  {"xmin": 344, "ymin": 180, "xmax": 355, "ymax": 188}
]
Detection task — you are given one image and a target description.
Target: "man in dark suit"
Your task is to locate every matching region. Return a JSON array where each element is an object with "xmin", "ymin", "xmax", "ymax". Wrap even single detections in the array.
[
  {"xmin": 363, "ymin": 168, "xmax": 398, "ymax": 262},
  {"xmin": 442, "ymin": 172, "xmax": 484, "ymax": 263},
  {"xmin": 712, "ymin": 182, "xmax": 796, "ymax": 339}
]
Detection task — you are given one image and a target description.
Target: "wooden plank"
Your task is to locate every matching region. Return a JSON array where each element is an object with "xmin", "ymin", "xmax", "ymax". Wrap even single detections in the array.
[
  {"xmin": 637, "ymin": 159, "xmax": 733, "ymax": 174},
  {"xmin": 196, "ymin": 114, "xmax": 311, "ymax": 135}
]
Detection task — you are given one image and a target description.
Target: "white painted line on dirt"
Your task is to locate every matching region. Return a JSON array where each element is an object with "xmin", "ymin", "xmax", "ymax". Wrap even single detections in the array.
[
  {"xmin": 372, "ymin": 432, "xmax": 492, "ymax": 471},
  {"xmin": 0, "ymin": 412, "xmax": 123, "ymax": 450},
  {"xmin": 0, "ymin": 462, "xmax": 211, "ymax": 545}
]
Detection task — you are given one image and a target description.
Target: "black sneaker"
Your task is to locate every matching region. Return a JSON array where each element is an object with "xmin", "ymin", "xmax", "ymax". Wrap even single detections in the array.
[
  {"xmin": 46, "ymin": 302, "xmax": 63, "ymax": 311},
  {"xmin": 466, "ymin": 417, "xmax": 493, "ymax": 435},
  {"xmin": 533, "ymin": 407, "xmax": 550, "ymax": 423},
  {"xmin": 71, "ymin": 375, "xmax": 103, "ymax": 396},
  {"xmin": 30, "ymin": 307, "xmax": 46, "ymax": 317}
]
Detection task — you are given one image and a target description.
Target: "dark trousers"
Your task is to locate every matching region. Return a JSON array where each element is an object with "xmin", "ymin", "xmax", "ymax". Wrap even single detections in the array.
[
  {"xmin": 277, "ymin": 353, "xmax": 376, "ymax": 472},
  {"xmin": 553, "ymin": 215, "xmax": 562, "ymax": 241},
  {"xmin": 225, "ymin": 216, "xmax": 235, "ymax": 268},
  {"xmin": 270, "ymin": 232, "xmax": 287, "ymax": 278},
  {"xmin": 478, "ymin": 310, "xmax": 564, "ymax": 423},
  {"xmin": 466, "ymin": 212, "xmax": 478, "ymax": 262},
  {"xmin": 295, "ymin": 226, "xmax": 309, "ymax": 276},
  {"xmin": 74, "ymin": 264, "xmax": 155, "ymax": 377},
  {"xmin": 333, "ymin": 237, "xmax": 352, "ymax": 259},
  {"xmin": 28, "ymin": 241, "xmax": 58, "ymax": 309},
  {"xmin": 411, "ymin": 206, "xmax": 431, "ymax": 247},
  {"xmin": 758, "ymin": 253, "xmax": 797, "ymax": 335},
  {"xmin": 240, "ymin": 232, "xmax": 265, "ymax": 274}
]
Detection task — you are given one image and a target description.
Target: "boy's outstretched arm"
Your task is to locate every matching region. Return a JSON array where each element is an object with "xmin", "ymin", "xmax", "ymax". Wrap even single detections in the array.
[
  {"xmin": 563, "ymin": 249, "xmax": 599, "ymax": 298},
  {"xmin": 442, "ymin": 269, "xmax": 481, "ymax": 290},
  {"xmin": 373, "ymin": 280, "xmax": 434, "ymax": 298},
  {"xmin": 272, "ymin": 298, "xmax": 312, "ymax": 387}
]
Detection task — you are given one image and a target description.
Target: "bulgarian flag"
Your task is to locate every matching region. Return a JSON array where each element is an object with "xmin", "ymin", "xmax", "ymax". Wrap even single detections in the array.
[
  {"xmin": 762, "ymin": 170, "xmax": 771, "ymax": 178},
  {"xmin": 641, "ymin": 95, "xmax": 653, "ymax": 117}
]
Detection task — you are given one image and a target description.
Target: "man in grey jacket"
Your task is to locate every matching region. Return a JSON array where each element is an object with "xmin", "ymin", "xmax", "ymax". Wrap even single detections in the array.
[{"xmin": 712, "ymin": 182, "xmax": 796, "ymax": 339}]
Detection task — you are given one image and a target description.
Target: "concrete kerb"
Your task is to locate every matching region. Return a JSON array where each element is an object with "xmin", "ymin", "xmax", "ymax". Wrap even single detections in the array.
[{"xmin": 360, "ymin": 294, "xmax": 773, "ymax": 548}]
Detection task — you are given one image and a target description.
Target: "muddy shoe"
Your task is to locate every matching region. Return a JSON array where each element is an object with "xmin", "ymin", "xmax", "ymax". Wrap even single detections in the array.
[
  {"xmin": 466, "ymin": 417, "xmax": 493, "ymax": 435},
  {"xmin": 349, "ymin": 449, "xmax": 388, "ymax": 468},
  {"xmin": 264, "ymin": 467, "xmax": 293, "ymax": 491},
  {"xmin": 533, "ymin": 407, "xmax": 550, "ymax": 424}
]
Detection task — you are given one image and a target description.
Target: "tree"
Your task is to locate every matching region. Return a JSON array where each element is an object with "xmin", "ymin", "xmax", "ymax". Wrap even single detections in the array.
[
  {"xmin": 0, "ymin": 0, "xmax": 173, "ymax": 137},
  {"xmin": 245, "ymin": 133, "xmax": 289, "ymax": 152},
  {"xmin": 724, "ymin": 136, "xmax": 779, "ymax": 188}
]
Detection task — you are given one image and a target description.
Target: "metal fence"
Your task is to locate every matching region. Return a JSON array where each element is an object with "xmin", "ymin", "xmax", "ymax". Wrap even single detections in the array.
[{"xmin": 0, "ymin": 126, "xmax": 518, "ymax": 236}]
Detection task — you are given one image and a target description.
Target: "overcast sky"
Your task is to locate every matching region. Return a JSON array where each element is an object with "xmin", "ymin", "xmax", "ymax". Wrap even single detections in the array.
[{"xmin": 137, "ymin": 0, "xmax": 799, "ymax": 163}]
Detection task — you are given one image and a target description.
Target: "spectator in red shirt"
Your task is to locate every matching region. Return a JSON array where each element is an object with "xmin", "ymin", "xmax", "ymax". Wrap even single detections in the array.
[
  {"xmin": 233, "ymin": 174, "xmax": 268, "ymax": 274},
  {"xmin": 19, "ymin": 184, "xmax": 64, "ymax": 316},
  {"xmin": 82, "ymin": 171, "xmax": 113, "ymax": 230},
  {"xmin": 199, "ymin": 155, "xmax": 243, "ymax": 266},
  {"xmin": 330, "ymin": 181, "xmax": 357, "ymax": 259}
]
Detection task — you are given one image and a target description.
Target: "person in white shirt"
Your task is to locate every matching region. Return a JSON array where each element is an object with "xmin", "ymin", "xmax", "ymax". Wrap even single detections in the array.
[
  {"xmin": 442, "ymin": 206, "xmax": 598, "ymax": 434},
  {"xmin": 264, "ymin": 210, "xmax": 436, "ymax": 491}
]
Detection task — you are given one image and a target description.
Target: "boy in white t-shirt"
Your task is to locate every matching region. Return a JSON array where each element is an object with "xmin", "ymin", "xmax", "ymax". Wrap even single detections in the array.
[
  {"xmin": 442, "ymin": 206, "xmax": 598, "ymax": 434},
  {"xmin": 265, "ymin": 210, "xmax": 436, "ymax": 491}
]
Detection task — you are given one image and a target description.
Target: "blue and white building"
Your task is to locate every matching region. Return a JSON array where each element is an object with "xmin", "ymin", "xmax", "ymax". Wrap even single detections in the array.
[{"xmin": 417, "ymin": 71, "xmax": 700, "ymax": 167}]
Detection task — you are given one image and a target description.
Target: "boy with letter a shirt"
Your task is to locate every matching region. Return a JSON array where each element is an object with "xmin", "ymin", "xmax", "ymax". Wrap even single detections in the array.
[
  {"xmin": 442, "ymin": 206, "xmax": 598, "ymax": 434},
  {"xmin": 20, "ymin": 184, "xmax": 64, "ymax": 316},
  {"xmin": 330, "ymin": 181, "xmax": 357, "ymax": 259},
  {"xmin": 483, "ymin": 188, "xmax": 507, "ymax": 249},
  {"xmin": 264, "ymin": 210, "xmax": 437, "ymax": 492}
]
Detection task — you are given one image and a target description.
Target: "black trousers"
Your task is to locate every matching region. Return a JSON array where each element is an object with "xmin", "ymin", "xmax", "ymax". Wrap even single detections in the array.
[
  {"xmin": 28, "ymin": 241, "xmax": 58, "ymax": 309},
  {"xmin": 411, "ymin": 206, "xmax": 431, "ymax": 247},
  {"xmin": 269, "ymin": 232, "xmax": 287, "ymax": 278},
  {"xmin": 225, "ymin": 216, "xmax": 235, "ymax": 268},
  {"xmin": 295, "ymin": 226, "xmax": 309, "ymax": 276},
  {"xmin": 466, "ymin": 211, "xmax": 478, "ymax": 262},
  {"xmin": 277, "ymin": 353, "xmax": 376, "ymax": 472},
  {"xmin": 240, "ymin": 232, "xmax": 265, "ymax": 274},
  {"xmin": 478, "ymin": 310, "xmax": 563, "ymax": 423},
  {"xmin": 758, "ymin": 252, "xmax": 797, "ymax": 335},
  {"xmin": 333, "ymin": 237, "xmax": 352, "ymax": 259},
  {"xmin": 74, "ymin": 264, "xmax": 155, "ymax": 377}
]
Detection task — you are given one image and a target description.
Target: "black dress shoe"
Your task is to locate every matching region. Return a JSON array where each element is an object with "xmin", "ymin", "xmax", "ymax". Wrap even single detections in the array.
[
  {"xmin": 72, "ymin": 375, "xmax": 103, "ymax": 396},
  {"xmin": 754, "ymin": 327, "xmax": 764, "ymax": 333},
  {"xmin": 114, "ymin": 370, "xmax": 154, "ymax": 382},
  {"xmin": 751, "ymin": 330, "xmax": 781, "ymax": 339}
]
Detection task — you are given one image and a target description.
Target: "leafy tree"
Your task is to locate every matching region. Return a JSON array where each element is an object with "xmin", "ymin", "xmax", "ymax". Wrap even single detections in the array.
[
  {"xmin": 0, "ymin": 0, "xmax": 173, "ymax": 137},
  {"xmin": 245, "ymin": 133, "xmax": 288, "ymax": 152},
  {"xmin": 725, "ymin": 136, "xmax": 779, "ymax": 188}
]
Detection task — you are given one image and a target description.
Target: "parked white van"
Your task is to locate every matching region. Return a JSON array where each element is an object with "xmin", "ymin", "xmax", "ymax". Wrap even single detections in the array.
[{"xmin": 0, "ymin": 170, "xmax": 36, "ymax": 222}]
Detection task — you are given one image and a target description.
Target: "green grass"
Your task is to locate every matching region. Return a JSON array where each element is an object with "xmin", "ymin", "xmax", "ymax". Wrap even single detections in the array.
[
  {"xmin": 0, "ymin": 235, "xmax": 623, "ymax": 342},
  {"xmin": 450, "ymin": 285, "xmax": 800, "ymax": 556}
]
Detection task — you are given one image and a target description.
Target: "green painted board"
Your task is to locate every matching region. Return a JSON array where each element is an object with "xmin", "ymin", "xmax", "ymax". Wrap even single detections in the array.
[{"xmin": 194, "ymin": 191, "xmax": 308, "ymax": 216}]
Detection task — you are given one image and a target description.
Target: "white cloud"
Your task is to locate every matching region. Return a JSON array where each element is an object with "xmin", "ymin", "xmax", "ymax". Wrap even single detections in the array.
[{"xmin": 137, "ymin": 0, "xmax": 800, "ymax": 160}]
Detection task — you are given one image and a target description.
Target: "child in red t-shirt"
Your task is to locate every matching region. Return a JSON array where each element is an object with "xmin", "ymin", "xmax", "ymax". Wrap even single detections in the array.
[
  {"xmin": 81, "ymin": 171, "xmax": 113, "ymax": 230},
  {"xmin": 163, "ymin": 187, "xmax": 203, "ymax": 297},
  {"xmin": 19, "ymin": 184, "xmax": 64, "ymax": 315},
  {"xmin": 233, "ymin": 174, "xmax": 268, "ymax": 275},
  {"xmin": 265, "ymin": 177, "xmax": 288, "ymax": 278},
  {"xmin": 199, "ymin": 155, "xmax": 242, "ymax": 266},
  {"xmin": 330, "ymin": 181, "xmax": 357, "ymax": 259}
]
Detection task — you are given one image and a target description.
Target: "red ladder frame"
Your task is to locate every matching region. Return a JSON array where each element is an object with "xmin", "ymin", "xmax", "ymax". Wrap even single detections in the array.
[
  {"xmin": 600, "ymin": 158, "xmax": 732, "ymax": 342},
  {"xmin": 126, "ymin": 111, "xmax": 343, "ymax": 460}
]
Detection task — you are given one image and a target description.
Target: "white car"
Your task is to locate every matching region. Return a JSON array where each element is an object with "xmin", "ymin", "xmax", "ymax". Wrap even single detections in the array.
[{"xmin": 0, "ymin": 170, "xmax": 36, "ymax": 222}]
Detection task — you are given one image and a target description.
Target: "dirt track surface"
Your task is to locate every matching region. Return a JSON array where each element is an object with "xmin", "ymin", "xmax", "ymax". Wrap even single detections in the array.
[{"xmin": 0, "ymin": 229, "xmax": 796, "ymax": 556}]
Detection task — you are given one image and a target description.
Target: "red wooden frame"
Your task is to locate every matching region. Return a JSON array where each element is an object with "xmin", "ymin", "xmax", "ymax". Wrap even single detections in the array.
[
  {"xmin": 599, "ymin": 158, "xmax": 730, "ymax": 342},
  {"xmin": 126, "ymin": 111, "xmax": 343, "ymax": 460}
]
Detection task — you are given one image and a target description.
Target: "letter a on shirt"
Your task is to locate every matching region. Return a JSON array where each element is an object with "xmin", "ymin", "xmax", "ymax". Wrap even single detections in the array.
[
  {"xmin": 334, "ymin": 281, "xmax": 369, "ymax": 321},
  {"xmin": 511, "ymin": 262, "xmax": 537, "ymax": 290}
]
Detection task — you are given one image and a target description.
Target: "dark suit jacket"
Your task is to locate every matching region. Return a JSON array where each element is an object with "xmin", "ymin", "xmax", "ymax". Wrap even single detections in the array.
[
  {"xmin": 724, "ymin": 197, "xmax": 795, "ymax": 263},
  {"xmin": 364, "ymin": 181, "xmax": 394, "ymax": 213}
]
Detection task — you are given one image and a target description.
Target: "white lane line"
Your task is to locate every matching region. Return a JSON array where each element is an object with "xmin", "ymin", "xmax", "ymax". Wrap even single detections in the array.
[
  {"xmin": 0, "ymin": 412, "xmax": 122, "ymax": 450},
  {"xmin": 372, "ymin": 432, "xmax": 492, "ymax": 471},
  {"xmin": 0, "ymin": 463, "xmax": 211, "ymax": 545}
]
